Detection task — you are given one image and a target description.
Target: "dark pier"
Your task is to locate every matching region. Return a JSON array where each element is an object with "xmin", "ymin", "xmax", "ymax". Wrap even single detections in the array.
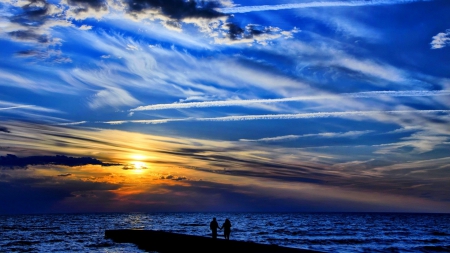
[{"xmin": 105, "ymin": 229, "xmax": 323, "ymax": 253}]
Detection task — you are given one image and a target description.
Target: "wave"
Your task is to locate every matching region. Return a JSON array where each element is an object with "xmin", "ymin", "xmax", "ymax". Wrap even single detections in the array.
[{"xmin": 179, "ymin": 223, "xmax": 206, "ymax": 227}]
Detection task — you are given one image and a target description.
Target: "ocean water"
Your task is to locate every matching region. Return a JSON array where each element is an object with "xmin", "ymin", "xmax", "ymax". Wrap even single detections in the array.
[{"xmin": 0, "ymin": 212, "xmax": 449, "ymax": 253}]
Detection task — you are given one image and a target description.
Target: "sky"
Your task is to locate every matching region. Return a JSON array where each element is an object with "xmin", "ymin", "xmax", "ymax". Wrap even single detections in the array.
[{"xmin": 0, "ymin": 0, "xmax": 450, "ymax": 214}]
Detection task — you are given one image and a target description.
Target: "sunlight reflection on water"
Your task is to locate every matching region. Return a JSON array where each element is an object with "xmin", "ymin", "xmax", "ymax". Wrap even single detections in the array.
[{"xmin": 0, "ymin": 213, "xmax": 449, "ymax": 252}]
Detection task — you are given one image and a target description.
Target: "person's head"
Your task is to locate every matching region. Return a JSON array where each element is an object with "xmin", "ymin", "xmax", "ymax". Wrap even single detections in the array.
[{"xmin": 213, "ymin": 217, "xmax": 216, "ymax": 221}]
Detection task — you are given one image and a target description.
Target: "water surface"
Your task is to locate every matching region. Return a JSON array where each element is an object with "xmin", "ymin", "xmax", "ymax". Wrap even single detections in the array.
[{"xmin": 1, "ymin": 212, "xmax": 449, "ymax": 252}]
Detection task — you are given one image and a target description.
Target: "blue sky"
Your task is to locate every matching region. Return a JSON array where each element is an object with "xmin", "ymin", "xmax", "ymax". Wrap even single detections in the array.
[{"xmin": 1, "ymin": 0, "xmax": 450, "ymax": 214}]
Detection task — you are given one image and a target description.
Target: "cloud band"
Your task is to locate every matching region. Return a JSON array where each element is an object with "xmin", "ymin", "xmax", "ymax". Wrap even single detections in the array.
[{"xmin": 216, "ymin": 0, "xmax": 429, "ymax": 14}]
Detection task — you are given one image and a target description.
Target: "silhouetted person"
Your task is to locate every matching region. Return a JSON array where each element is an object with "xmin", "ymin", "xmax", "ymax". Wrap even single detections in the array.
[
  {"xmin": 220, "ymin": 218, "xmax": 232, "ymax": 240},
  {"xmin": 210, "ymin": 217, "xmax": 219, "ymax": 239}
]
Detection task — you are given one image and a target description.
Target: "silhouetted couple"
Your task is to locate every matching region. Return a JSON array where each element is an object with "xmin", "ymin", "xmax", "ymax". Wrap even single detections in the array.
[{"xmin": 210, "ymin": 217, "xmax": 232, "ymax": 240}]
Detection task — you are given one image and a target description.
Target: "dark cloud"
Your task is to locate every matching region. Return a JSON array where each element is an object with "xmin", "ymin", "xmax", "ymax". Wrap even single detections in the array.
[
  {"xmin": 122, "ymin": 180, "xmax": 410, "ymax": 213},
  {"xmin": 0, "ymin": 181, "xmax": 71, "ymax": 214},
  {"xmin": 226, "ymin": 23, "xmax": 244, "ymax": 40},
  {"xmin": 14, "ymin": 48, "xmax": 72, "ymax": 63},
  {"xmin": 125, "ymin": 0, "xmax": 225, "ymax": 20},
  {"xmin": 246, "ymin": 24, "xmax": 264, "ymax": 36},
  {"xmin": 160, "ymin": 147, "xmax": 326, "ymax": 179},
  {"xmin": 160, "ymin": 174, "xmax": 187, "ymax": 181},
  {"xmin": 225, "ymin": 23, "xmax": 280, "ymax": 41},
  {"xmin": 0, "ymin": 154, "xmax": 121, "ymax": 169},
  {"xmin": 0, "ymin": 173, "xmax": 11, "ymax": 180},
  {"xmin": 195, "ymin": 167, "xmax": 324, "ymax": 184},
  {"xmin": 0, "ymin": 126, "xmax": 10, "ymax": 133},
  {"xmin": 67, "ymin": 0, "xmax": 108, "ymax": 16},
  {"xmin": 15, "ymin": 50, "xmax": 40, "ymax": 57},
  {"xmin": 158, "ymin": 147, "xmax": 450, "ymax": 205},
  {"xmin": 122, "ymin": 164, "xmax": 148, "ymax": 170},
  {"xmin": 58, "ymin": 173, "xmax": 72, "ymax": 177},
  {"xmin": 117, "ymin": 180, "xmax": 311, "ymax": 212},
  {"xmin": 11, "ymin": 0, "xmax": 51, "ymax": 26},
  {"xmin": 6, "ymin": 0, "xmax": 72, "ymax": 63},
  {"xmin": 68, "ymin": 0, "xmax": 107, "ymax": 11},
  {"xmin": 8, "ymin": 30, "xmax": 50, "ymax": 43},
  {"xmin": 0, "ymin": 176, "xmax": 122, "ymax": 214}
]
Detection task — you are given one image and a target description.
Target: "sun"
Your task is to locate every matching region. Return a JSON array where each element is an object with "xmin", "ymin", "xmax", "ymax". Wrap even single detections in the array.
[
  {"xmin": 130, "ymin": 154, "xmax": 146, "ymax": 161},
  {"xmin": 123, "ymin": 154, "xmax": 150, "ymax": 174},
  {"xmin": 132, "ymin": 161, "xmax": 147, "ymax": 169},
  {"xmin": 124, "ymin": 154, "xmax": 158, "ymax": 175}
]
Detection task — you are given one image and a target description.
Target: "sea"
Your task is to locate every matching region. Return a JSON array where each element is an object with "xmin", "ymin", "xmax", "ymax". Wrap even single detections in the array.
[{"xmin": 1, "ymin": 212, "xmax": 449, "ymax": 253}]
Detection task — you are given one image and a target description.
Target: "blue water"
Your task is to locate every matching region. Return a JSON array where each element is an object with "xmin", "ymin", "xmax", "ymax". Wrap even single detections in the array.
[{"xmin": 0, "ymin": 213, "xmax": 449, "ymax": 252}]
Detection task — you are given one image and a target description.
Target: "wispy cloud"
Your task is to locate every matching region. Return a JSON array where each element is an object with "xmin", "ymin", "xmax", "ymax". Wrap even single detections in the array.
[
  {"xmin": 79, "ymin": 25, "xmax": 92, "ymax": 30},
  {"xmin": 240, "ymin": 130, "xmax": 374, "ymax": 142},
  {"xmin": 270, "ymin": 39, "xmax": 410, "ymax": 86},
  {"xmin": 371, "ymin": 157, "xmax": 450, "ymax": 174},
  {"xmin": 102, "ymin": 118, "xmax": 191, "ymax": 125},
  {"xmin": 348, "ymin": 90, "xmax": 450, "ymax": 97},
  {"xmin": 0, "ymin": 68, "xmax": 76, "ymax": 94},
  {"xmin": 102, "ymin": 110, "xmax": 450, "ymax": 125},
  {"xmin": 60, "ymin": 31, "xmax": 314, "ymax": 110},
  {"xmin": 131, "ymin": 90, "xmax": 450, "ymax": 111},
  {"xmin": 56, "ymin": 121, "xmax": 87, "ymax": 126},
  {"xmin": 0, "ymin": 105, "xmax": 35, "ymax": 111},
  {"xmin": 374, "ymin": 129, "xmax": 450, "ymax": 154},
  {"xmin": 386, "ymin": 126, "xmax": 422, "ymax": 134},
  {"xmin": 89, "ymin": 88, "xmax": 141, "ymax": 109},
  {"xmin": 217, "ymin": 0, "xmax": 428, "ymax": 14},
  {"xmin": 0, "ymin": 70, "xmax": 37, "ymax": 89},
  {"xmin": 198, "ymin": 110, "xmax": 450, "ymax": 122},
  {"xmin": 0, "ymin": 100, "xmax": 60, "ymax": 113},
  {"xmin": 430, "ymin": 29, "xmax": 450, "ymax": 49},
  {"xmin": 131, "ymin": 96, "xmax": 326, "ymax": 111}
]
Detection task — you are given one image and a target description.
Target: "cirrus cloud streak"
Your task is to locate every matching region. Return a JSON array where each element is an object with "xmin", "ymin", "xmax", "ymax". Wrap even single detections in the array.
[{"xmin": 131, "ymin": 90, "xmax": 450, "ymax": 111}]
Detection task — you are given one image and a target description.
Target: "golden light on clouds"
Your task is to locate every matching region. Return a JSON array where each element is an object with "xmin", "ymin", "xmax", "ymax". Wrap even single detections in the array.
[
  {"xmin": 129, "ymin": 161, "xmax": 148, "ymax": 174},
  {"xmin": 2, "ymin": 121, "xmax": 450, "ymax": 213}
]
